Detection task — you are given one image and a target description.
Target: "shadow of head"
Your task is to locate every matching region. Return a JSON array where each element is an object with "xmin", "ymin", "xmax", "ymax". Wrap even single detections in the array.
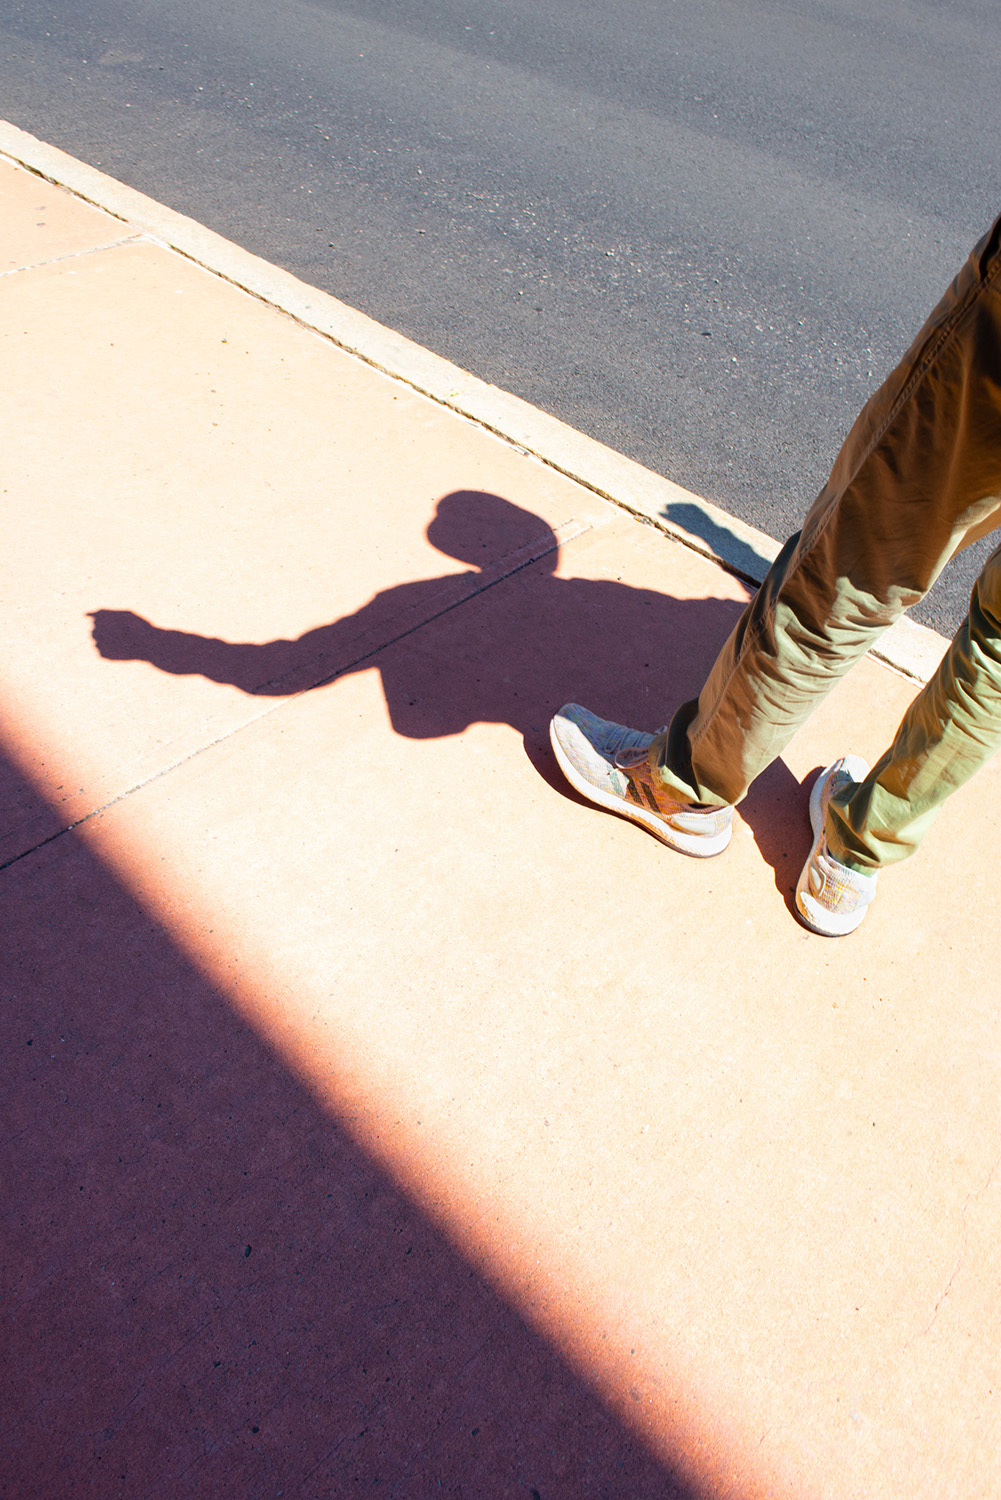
[{"xmin": 426, "ymin": 490, "xmax": 560, "ymax": 574}]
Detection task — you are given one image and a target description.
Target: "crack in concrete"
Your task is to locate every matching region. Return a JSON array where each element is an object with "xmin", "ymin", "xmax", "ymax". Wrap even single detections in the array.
[{"xmin": 910, "ymin": 1151, "xmax": 1001, "ymax": 1345}]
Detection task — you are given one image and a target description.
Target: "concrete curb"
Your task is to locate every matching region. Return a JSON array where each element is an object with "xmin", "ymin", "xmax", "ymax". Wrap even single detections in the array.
[{"xmin": 0, "ymin": 119, "xmax": 948, "ymax": 683}]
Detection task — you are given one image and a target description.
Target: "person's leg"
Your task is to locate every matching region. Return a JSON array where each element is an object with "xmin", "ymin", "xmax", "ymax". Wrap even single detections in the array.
[
  {"xmin": 826, "ymin": 542, "xmax": 1001, "ymax": 870},
  {"xmin": 549, "ymin": 215, "xmax": 1001, "ymax": 880},
  {"xmin": 650, "ymin": 213, "xmax": 1001, "ymax": 808}
]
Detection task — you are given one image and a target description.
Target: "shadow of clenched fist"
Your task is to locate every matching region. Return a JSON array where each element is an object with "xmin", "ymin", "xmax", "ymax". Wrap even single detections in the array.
[
  {"xmin": 86, "ymin": 606, "xmax": 302, "ymax": 691},
  {"xmin": 88, "ymin": 608, "xmax": 160, "ymax": 661}
]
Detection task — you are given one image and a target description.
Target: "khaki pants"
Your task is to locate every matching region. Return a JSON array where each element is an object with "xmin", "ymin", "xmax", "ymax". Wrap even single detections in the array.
[{"xmin": 651, "ymin": 213, "xmax": 1001, "ymax": 872}]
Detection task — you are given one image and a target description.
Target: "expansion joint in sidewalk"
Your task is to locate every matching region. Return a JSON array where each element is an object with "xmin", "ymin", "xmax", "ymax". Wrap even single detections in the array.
[{"xmin": 0, "ymin": 233, "xmax": 145, "ymax": 278}]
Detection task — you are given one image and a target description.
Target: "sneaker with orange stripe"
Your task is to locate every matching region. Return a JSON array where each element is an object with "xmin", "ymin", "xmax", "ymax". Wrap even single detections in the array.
[{"xmin": 549, "ymin": 703, "xmax": 733, "ymax": 857}]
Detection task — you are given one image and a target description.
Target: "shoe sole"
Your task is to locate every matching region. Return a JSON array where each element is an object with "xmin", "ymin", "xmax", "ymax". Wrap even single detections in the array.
[
  {"xmin": 794, "ymin": 759, "xmax": 872, "ymax": 936},
  {"xmin": 549, "ymin": 720, "xmax": 731, "ymax": 858}
]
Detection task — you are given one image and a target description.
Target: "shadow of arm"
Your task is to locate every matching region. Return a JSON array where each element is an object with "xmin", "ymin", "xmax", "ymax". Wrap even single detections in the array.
[{"xmin": 88, "ymin": 608, "xmax": 368, "ymax": 696}]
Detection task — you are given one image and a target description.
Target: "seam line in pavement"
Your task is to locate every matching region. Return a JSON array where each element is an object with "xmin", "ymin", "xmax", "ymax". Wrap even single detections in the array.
[{"xmin": 0, "ymin": 234, "xmax": 144, "ymax": 277}]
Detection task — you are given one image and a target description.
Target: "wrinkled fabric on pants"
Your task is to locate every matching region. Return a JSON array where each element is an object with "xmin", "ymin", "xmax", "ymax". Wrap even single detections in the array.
[{"xmin": 650, "ymin": 213, "xmax": 1001, "ymax": 871}]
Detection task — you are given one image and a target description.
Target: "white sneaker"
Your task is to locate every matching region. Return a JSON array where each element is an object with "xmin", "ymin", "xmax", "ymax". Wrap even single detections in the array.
[
  {"xmin": 795, "ymin": 756, "xmax": 877, "ymax": 936},
  {"xmin": 549, "ymin": 703, "xmax": 732, "ymax": 857}
]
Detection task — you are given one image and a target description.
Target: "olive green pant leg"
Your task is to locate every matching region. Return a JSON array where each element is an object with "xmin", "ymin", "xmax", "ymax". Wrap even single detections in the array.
[
  {"xmin": 649, "ymin": 213, "xmax": 1001, "ymax": 809},
  {"xmin": 826, "ymin": 543, "xmax": 1001, "ymax": 870}
]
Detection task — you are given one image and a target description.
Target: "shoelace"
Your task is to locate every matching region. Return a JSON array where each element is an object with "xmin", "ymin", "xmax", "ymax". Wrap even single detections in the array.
[{"xmin": 613, "ymin": 727, "xmax": 667, "ymax": 772}]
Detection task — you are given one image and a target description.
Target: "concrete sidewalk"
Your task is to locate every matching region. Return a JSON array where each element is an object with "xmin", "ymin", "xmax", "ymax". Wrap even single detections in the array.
[{"xmin": 2, "ymin": 133, "xmax": 999, "ymax": 1499}]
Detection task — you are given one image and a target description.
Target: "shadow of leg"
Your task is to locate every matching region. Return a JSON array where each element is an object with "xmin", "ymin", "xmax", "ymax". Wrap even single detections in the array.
[{"xmin": 737, "ymin": 759, "xmax": 815, "ymax": 918}]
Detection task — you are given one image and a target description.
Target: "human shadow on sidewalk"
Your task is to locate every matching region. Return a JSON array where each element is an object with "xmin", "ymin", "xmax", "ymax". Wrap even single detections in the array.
[{"xmin": 89, "ymin": 489, "xmax": 807, "ymax": 892}]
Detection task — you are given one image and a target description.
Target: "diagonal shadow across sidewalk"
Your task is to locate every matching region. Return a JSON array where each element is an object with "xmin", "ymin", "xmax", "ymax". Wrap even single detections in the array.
[{"xmin": 1, "ymin": 739, "xmax": 762, "ymax": 1499}]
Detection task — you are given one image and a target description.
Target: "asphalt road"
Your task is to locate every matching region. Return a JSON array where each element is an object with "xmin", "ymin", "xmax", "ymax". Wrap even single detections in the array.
[{"xmin": 2, "ymin": 0, "xmax": 999, "ymax": 633}]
